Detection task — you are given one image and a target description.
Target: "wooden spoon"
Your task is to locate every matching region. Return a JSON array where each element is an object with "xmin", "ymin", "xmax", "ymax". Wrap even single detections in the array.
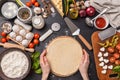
[{"xmin": 0, "ymin": 42, "xmax": 34, "ymax": 52}]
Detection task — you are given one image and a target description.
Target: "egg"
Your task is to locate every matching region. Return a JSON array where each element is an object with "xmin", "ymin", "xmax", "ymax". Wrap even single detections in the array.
[
  {"xmin": 9, "ymin": 32, "xmax": 16, "ymax": 38},
  {"xmin": 19, "ymin": 29, "xmax": 26, "ymax": 36},
  {"xmin": 12, "ymin": 25, "xmax": 20, "ymax": 33},
  {"xmin": 25, "ymin": 33, "xmax": 34, "ymax": 40},
  {"xmin": 22, "ymin": 39, "xmax": 29, "ymax": 47},
  {"xmin": 16, "ymin": 36, "xmax": 22, "ymax": 42}
]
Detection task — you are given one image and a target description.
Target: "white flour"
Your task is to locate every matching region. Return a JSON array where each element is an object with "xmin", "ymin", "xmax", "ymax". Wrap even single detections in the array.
[{"xmin": 1, "ymin": 51, "xmax": 29, "ymax": 78}]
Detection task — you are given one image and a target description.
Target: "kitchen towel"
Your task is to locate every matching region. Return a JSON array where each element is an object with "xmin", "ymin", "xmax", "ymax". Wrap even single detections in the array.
[{"xmin": 90, "ymin": 0, "xmax": 120, "ymax": 29}]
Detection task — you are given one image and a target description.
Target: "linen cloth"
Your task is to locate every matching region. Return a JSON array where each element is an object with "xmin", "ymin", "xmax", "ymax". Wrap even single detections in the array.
[{"xmin": 90, "ymin": 0, "xmax": 120, "ymax": 28}]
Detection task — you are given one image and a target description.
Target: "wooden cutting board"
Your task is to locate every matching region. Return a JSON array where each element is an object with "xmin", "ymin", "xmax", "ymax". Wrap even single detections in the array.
[{"xmin": 91, "ymin": 31, "xmax": 120, "ymax": 80}]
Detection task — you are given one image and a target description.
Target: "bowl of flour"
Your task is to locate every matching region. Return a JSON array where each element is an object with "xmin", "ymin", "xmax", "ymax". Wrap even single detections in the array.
[{"xmin": 0, "ymin": 48, "xmax": 31, "ymax": 80}]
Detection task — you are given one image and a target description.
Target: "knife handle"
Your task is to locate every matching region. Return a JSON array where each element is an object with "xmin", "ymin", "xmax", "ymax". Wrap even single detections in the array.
[{"xmin": 78, "ymin": 34, "xmax": 93, "ymax": 50}]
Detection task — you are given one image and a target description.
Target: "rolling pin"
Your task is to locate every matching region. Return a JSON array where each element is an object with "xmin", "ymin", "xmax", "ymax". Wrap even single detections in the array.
[{"xmin": 0, "ymin": 42, "xmax": 34, "ymax": 52}]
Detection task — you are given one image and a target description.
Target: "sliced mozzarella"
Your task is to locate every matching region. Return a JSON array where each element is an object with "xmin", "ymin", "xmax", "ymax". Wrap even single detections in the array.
[
  {"xmin": 99, "ymin": 62, "xmax": 104, "ymax": 67},
  {"xmin": 103, "ymin": 65, "xmax": 108, "ymax": 70},
  {"xmin": 104, "ymin": 59, "xmax": 109, "ymax": 64},
  {"xmin": 104, "ymin": 52, "xmax": 109, "ymax": 57},
  {"xmin": 101, "ymin": 69, "xmax": 107, "ymax": 74},
  {"xmin": 108, "ymin": 65, "xmax": 113, "ymax": 69},
  {"xmin": 98, "ymin": 52, "xmax": 102, "ymax": 57},
  {"xmin": 99, "ymin": 57, "xmax": 104, "ymax": 62},
  {"xmin": 100, "ymin": 47, "xmax": 105, "ymax": 52}
]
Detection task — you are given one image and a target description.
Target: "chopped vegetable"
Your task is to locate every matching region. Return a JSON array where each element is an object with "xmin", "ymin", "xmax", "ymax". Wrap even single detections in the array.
[{"xmin": 110, "ymin": 57, "xmax": 116, "ymax": 63}]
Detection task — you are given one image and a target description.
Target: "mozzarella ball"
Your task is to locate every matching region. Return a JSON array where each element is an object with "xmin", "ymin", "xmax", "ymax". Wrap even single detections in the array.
[
  {"xmin": 16, "ymin": 36, "xmax": 22, "ymax": 42},
  {"xmin": 12, "ymin": 25, "xmax": 20, "ymax": 33},
  {"xmin": 9, "ymin": 32, "xmax": 16, "ymax": 38},
  {"xmin": 25, "ymin": 33, "xmax": 34, "ymax": 40},
  {"xmin": 19, "ymin": 29, "xmax": 26, "ymax": 36},
  {"xmin": 22, "ymin": 39, "xmax": 29, "ymax": 47}
]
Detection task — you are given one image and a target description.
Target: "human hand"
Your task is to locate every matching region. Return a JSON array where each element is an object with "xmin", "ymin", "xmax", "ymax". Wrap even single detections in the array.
[
  {"xmin": 79, "ymin": 49, "xmax": 90, "ymax": 80},
  {"xmin": 40, "ymin": 50, "xmax": 50, "ymax": 80}
]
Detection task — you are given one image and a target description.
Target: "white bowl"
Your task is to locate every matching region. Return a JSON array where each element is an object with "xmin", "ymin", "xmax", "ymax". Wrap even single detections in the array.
[{"xmin": 94, "ymin": 15, "xmax": 109, "ymax": 30}]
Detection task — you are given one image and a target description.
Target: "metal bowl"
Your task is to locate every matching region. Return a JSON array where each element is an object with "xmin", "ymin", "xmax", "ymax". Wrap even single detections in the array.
[{"xmin": 0, "ymin": 48, "xmax": 31, "ymax": 80}]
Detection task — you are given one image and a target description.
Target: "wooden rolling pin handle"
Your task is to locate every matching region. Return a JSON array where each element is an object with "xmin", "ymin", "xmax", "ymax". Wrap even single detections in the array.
[
  {"xmin": 25, "ymin": 48, "xmax": 35, "ymax": 53},
  {"xmin": 78, "ymin": 34, "xmax": 93, "ymax": 50}
]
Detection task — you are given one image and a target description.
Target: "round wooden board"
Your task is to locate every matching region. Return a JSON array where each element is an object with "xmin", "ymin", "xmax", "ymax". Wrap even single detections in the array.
[{"xmin": 46, "ymin": 36, "xmax": 83, "ymax": 77}]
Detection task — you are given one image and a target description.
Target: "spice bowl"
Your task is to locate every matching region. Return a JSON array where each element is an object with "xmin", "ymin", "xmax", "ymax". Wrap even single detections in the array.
[
  {"xmin": 94, "ymin": 15, "xmax": 109, "ymax": 30},
  {"xmin": 17, "ymin": 6, "xmax": 33, "ymax": 23}
]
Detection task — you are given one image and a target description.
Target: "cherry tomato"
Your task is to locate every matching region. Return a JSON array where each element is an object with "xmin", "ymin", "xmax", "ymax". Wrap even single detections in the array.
[
  {"xmin": 113, "ymin": 53, "xmax": 120, "ymax": 59},
  {"xmin": 33, "ymin": 39, "xmax": 39, "ymax": 45},
  {"xmin": 1, "ymin": 32, "xmax": 6, "ymax": 37},
  {"xmin": 34, "ymin": 2, "xmax": 40, "ymax": 7},
  {"xmin": 109, "ymin": 57, "xmax": 116, "ymax": 63},
  {"xmin": 34, "ymin": 33, "xmax": 40, "ymax": 39},
  {"xmin": 31, "ymin": 0, "xmax": 37, "ymax": 4},
  {"xmin": 1, "ymin": 38, "xmax": 7, "ymax": 43},
  {"xmin": 107, "ymin": 47, "xmax": 114, "ymax": 53},
  {"xmin": 116, "ymin": 43, "xmax": 120, "ymax": 50},
  {"xmin": 26, "ymin": 2, "xmax": 32, "ymax": 7},
  {"xmin": 28, "ymin": 43, "xmax": 35, "ymax": 48},
  {"xmin": 115, "ymin": 60, "xmax": 120, "ymax": 65}
]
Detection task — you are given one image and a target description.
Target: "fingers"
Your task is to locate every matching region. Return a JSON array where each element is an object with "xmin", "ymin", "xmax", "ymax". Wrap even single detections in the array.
[
  {"xmin": 44, "ymin": 56, "xmax": 49, "ymax": 65},
  {"xmin": 83, "ymin": 49, "xmax": 90, "ymax": 64},
  {"xmin": 40, "ymin": 49, "xmax": 47, "ymax": 66}
]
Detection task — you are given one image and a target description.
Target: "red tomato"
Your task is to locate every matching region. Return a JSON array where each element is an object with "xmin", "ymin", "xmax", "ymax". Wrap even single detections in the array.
[
  {"xmin": 28, "ymin": 43, "xmax": 35, "ymax": 48},
  {"xmin": 116, "ymin": 43, "xmax": 120, "ymax": 50},
  {"xmin": 1, "ymin": 32, "xmax": 6, "ymax": 37},
  {"xmin": 31, "ymin": 0, "xmax": 37, "ymax": 4},
  {"xmin": 109, "ymin": 57, "xmax": 116, "ymax": 63},
  {"xmin": 34, "ymin": 2, "xmax": 40, "ymax": 7},
  {"xmin": 113, "ymin": 53, "xmax": 120, "ymax": 59},
  {"xmin": 26, "ymin": 2, "xmax": 32, "ymax": 7},
  {"xmin": 34, "ymin": 33, "xmax": 40, "ymax": 39},
  {"xmin": 107, "ymin": 47, "xmax": 114, "ymax": 53},
  {"xmin": 1, "ymin": 38, "xmax": 7, "ymax": 43},
  {"xmin": 33, "ymin": 39, "xmax": 39, "ymax": 45},
  {"xmin": 115, "ymin": 60, "xmax": 120, "ymax": 65}
]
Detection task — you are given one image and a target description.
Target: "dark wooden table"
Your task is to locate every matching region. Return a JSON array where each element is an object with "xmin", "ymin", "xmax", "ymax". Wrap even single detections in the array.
[{"xmin": 0, "ymin": 0, "xmax": 99, "ymax": 80}]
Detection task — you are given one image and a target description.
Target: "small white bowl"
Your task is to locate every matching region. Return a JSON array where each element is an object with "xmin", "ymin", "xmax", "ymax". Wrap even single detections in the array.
[{"xmin": 94, "ymin": 15, "xmax": 109, "ymax": 30}]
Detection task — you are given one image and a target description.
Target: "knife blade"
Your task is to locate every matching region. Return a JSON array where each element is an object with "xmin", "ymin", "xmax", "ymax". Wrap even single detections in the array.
[{"xmin": 64, "ymin": 17, "xmax": 93, "ymax": 50}]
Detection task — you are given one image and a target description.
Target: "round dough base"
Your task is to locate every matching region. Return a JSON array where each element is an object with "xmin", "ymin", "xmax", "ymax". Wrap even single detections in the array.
[{"xmin": 47, "ymin": 36, "xmax": 83, "ymax": 77}]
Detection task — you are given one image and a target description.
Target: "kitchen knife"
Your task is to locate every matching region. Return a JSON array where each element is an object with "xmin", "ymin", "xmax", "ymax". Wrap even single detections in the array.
[
  {"xmin": 98, "ymin": 26, "xmax": 120, "ymax": 41},
  {"xmin": 64, "ymin": 17, "xmax": 93, "ymax": 50}
]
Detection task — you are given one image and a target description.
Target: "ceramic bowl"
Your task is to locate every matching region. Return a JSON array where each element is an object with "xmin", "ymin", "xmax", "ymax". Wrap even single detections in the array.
[{"xmin": 94, "ymin": 15, "xmax": 109, "ymax": 30}]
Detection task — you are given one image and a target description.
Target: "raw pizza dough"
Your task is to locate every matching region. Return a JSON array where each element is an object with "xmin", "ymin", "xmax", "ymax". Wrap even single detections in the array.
[{"xmin": 47, "ymin": 36, "xmax": 83, "ymax": 77}]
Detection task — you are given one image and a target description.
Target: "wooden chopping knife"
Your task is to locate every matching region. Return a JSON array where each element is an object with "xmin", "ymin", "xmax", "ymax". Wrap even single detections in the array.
[{"xmin": 0, "ymin": 42, "xmax": 34, "ymax": 52}]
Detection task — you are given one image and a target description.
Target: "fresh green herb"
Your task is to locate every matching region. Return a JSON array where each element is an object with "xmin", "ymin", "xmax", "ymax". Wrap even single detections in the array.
[
  {"xmin": 113, "ymin": 66, "xmax": 120, "ymax": 72},
  {"xmin": 31, "ymin": 51, "xmax": 42, "ymax": 74}
]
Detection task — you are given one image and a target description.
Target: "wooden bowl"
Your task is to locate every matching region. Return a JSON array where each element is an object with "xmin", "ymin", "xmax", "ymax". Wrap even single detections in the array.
[
  {"xmin": 0, "ymin": 48, "xmax": 31, "ymax": 80},
  {"xmin": 46, "ymin": 36, "xmax": 83, "ymax": 77}
]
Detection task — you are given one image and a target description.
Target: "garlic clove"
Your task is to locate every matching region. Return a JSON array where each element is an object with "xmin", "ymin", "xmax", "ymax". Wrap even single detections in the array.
[
  {"xmin": 101, "ymin": 69, "xmax": 107, "ymax": 74},
  {"xmin": 99, "ymin": 57, "xmax": 104, "ymax": 62},
  {"xmin": 100, "ymin": 47, "xmax": 105, "ymax": 52},
  {"xmin": 104, "ymin": 52, "xmax": 109, "ymax": 57},
  {"xmin": 103, "ymin": 65, "xmax": 108, "ymax": 70},
  {"xmin": 99, "ymin": 62, "xmax": 104, "ymax": 67},
  {"xmin": 104, "ymin": 59, "xmax": 109, "ymax": 64},
  {"xmin": 98, "ymin": 52, "xmax": 102, "ymax": 57},
  {"xmin": 108, "ymin": 65, "xmax": 113, "ymax": 69}
]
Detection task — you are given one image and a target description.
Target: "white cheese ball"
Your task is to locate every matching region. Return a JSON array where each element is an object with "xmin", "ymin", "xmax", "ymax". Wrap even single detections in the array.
[
  {"xmin": 12, "ymin": 25, "xmax": 20, "ymax": 33},
  {"xmin": 9, "ymin": 32, "xmax": 16, "ymax": 38},
  {"xmin": 22, "ymin": 39, "xmax": 29, "ymax": 47},
  {"xmin": 16, "ymin": 36, "xmax": 23, "ymax": 42},
  {"xmin": 25, "ymin": 33, "xmax": 34, "ymax": 40},
  {"xmin": 19, "ymin": 29, "xmax": 26, "ymax": 36}
]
